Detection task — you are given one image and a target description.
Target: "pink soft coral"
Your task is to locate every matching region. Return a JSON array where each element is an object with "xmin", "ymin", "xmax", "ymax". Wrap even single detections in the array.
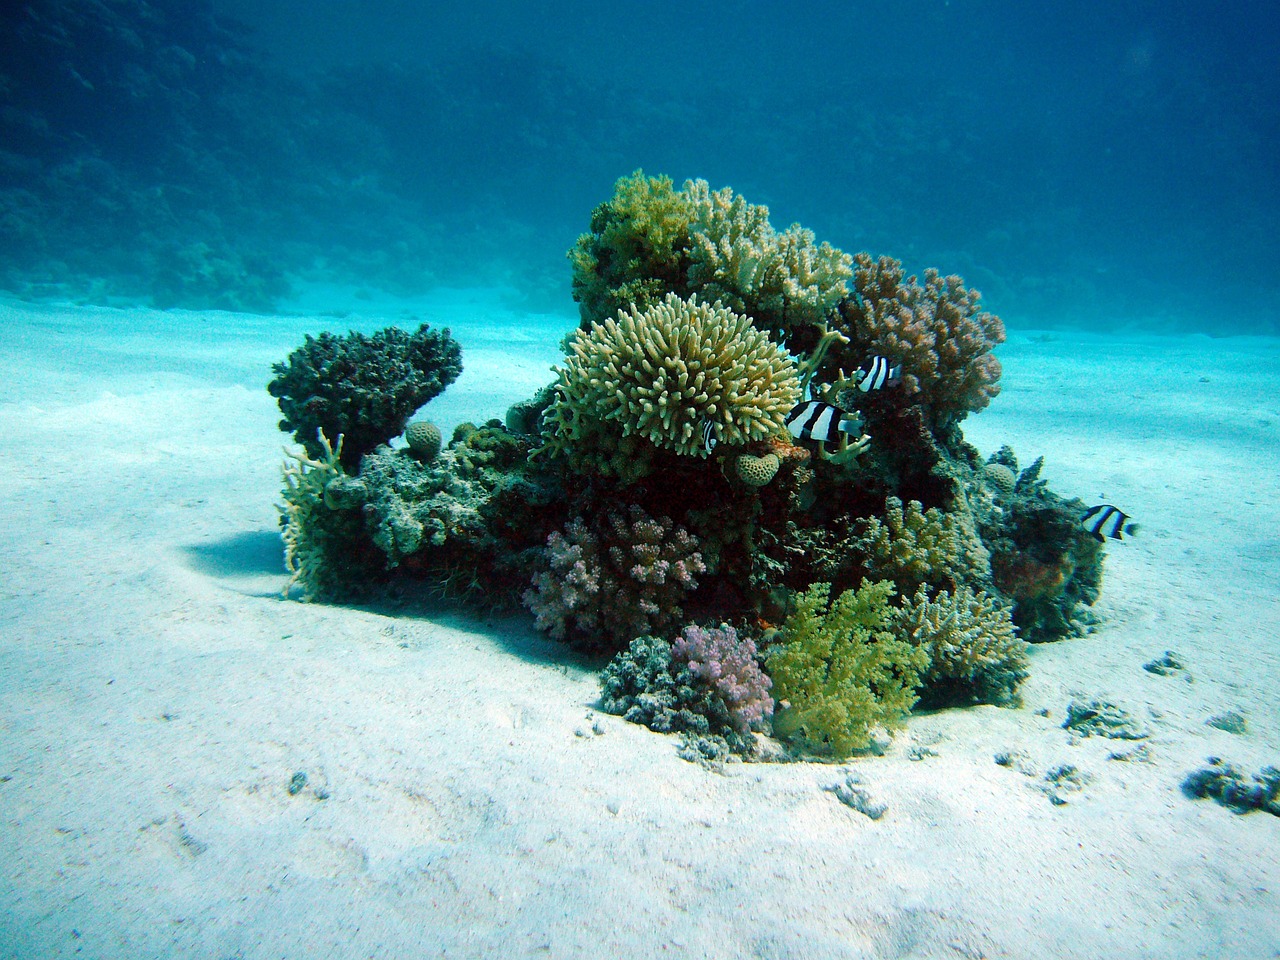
[{"xmin": 672, "ymin": 623, "xmax": 774, "ymax": 733}]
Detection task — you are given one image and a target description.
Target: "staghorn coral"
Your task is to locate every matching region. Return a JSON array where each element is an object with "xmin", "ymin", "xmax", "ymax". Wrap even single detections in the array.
[
  {"xmin": 523, "ymin": 504, "xmax": 706, "ymax": 651},
  {"xmin": 539, "ymin": 293, "xmax": 799, "ymax": 477},
  {"xmin": 766, "ymin": 580, "xmax": 926, "ymax": 757},
  {"xmin": 569, "ymin": 170, "xmax": 695, "ymax": 327},
  {"xmin": 839, "ymin": 253, "xmax": 1004, "ymax": 429},
  {"xmin": 684, "ymin": 180, "xmax": 852, "ymax": 339},
  {"xmin": 858, "ymin": 497, "xmax": 991, "ymax": 596},
  {"xmin": 896, "ymin": 584, "xmax": 1029, "ymax": 707},
  {"xmin": 268, "ymin": 323, "xmax": 462, "ymax": 469},
  {"xmin": 671, "ymin": 622, "xmax": 774, "ymax": 734}
]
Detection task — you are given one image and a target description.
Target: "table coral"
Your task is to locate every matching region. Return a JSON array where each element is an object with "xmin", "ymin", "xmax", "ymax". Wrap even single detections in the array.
[
  {"xmin": 268, "ymin": 323, "xmax": 462, "ymax": 469},
  {"xmin": 766, "ymin": 580, "xmax": 926, "ymax": 757},
  {"xmin": 540, "ymin": 293, "xmax": 798, "ymax": 474}
]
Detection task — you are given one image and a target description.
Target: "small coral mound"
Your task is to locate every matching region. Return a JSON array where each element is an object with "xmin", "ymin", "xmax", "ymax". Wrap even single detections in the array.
[
  {"xmin": 268, "ymin": 323, "xmax": 462, "ymax": 468},
  {"xmin": 766, "ymin": 580, "xmax": 927, "ymax": 757},
  {"xmin": 1182, "ymin": 759, "xmax": 1280, "ymax": 815},
  {"xmin": 404, "ymin": 420, "xmax": 442, "ymax": 461},
  {"xmin": 523, "ymin": 505, "xmax": 706, "ymax": 650},
  {"xmin": 896, "ymin": 585, "xmax": 1029, "ymax": 707},
  {"xmin": 734, "ymin": 452, "xmax": 781, "ymax": 487},
  {"xmin": 671, "ymin": 623, "xmax": 774, "ymax": 734},
  {"xmin": 541, "ymin": 293, "xmax": 798, "ymax": 475}
]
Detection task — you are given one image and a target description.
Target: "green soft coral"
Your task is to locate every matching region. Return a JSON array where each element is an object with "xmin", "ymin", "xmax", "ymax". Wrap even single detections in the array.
[{"xmin": 766, "ymin": 580, "xmax": 926, "ymax": 757}]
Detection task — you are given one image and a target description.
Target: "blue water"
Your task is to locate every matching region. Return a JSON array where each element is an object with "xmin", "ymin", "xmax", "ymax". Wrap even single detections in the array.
[{"xmin": 1, "ymin": 0, "xmax": 1276, "ymax": 331}]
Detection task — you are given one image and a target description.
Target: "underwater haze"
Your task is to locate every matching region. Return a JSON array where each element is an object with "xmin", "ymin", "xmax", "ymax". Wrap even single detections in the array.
[{"xmin": 1, "ymin": 0, "xmax": 1276, "ymax": 331}]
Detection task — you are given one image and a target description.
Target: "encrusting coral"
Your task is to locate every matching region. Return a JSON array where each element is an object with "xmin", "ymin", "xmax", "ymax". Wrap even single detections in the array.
[
  {"xmin": 766, "ymin": 580, "xmax": 927, "ymax": 758},
  {"xmin": 268, "ymin": 323, "xmax": 462, "ymax": 469},
  {"xmin": 539, "ymin": 293, "xmax": 799, "ymax": 477},
  {"xmin": 895, "ymin": 584, "xmax": 1029, "ymax": 707},
  {"xmin": 523, "ymin": 504, "xmax": 707, "ymax": 651}
]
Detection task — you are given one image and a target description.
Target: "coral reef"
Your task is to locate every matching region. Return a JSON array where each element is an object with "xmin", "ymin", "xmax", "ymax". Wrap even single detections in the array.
[
  {"xmin": 268, "ymin": 323, "xmax": 462, "ymax": 469},
  {"xmin": 766, "ymin": 581, "xmax": 927, "ymax": 758},
  {"xmin": 980, "ymin": 449, "xmax": 1104, "ymax": 642},
  {"xmin": 278, "ymin": 433, "xmax": 379, "ymax": 601},
  {"xmin": 896, "ymin": 585, "xmax": 1029, "ymax": 707},
  {"xmin": 671, "ymin": 623, "xmax": 774, "ymax": 734},
  {"xmin": 837, "ymin": 253, "xmax": 1005, "ymax": 429},
  {"xmin": 540, "ymin": 293, "xmax": 798, "ymax": 477},
  {"xmin": 523, "ymin": 505, "xmax": 707, "ymax": 651},
  {"xmin": 1062, "ymin": 700, "xmax": 1149, "ymax": 740}
]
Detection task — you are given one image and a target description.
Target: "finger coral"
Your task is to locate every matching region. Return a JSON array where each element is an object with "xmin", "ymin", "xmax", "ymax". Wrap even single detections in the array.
[
  {"xmin": 896, "ymin": 584, "xmax": 1029, "ymax": 707},
  {"xmin": 840, "ymin": 253, "xmax": 1005, "ymax": 429},
  {"xmin": 268, "ymin": 323, "xmax": 462, "ymax": 469},
  {"xmin": 523, "ymin": 504, "xmax": 706, "ymax": 651},
  {"xmin": 685, "ymin": 180, "xmax": 852, "ymax": 339},
  {"xmin": 540, "ymin": 293, "xmax": 799, "ymax": 477},
  {"xmin": 766, "ymin": 580, "xmax": 927, "ymax": 757}
]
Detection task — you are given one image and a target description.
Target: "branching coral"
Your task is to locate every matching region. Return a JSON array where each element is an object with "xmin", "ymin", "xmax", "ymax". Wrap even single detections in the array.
[
  {"xmin": 839, "ymin": 253, "xmax": 1004, "ymax": 429},
  {"xmin": 766, "ymin": 580, "xmax": 926, "ymax": 757},
  {"xmin": 671, "ymin": 623, "xmax": 774, "ymax": 734},
  {"xmin": 599, "ymin": 634, "xmax": 758, "ymax": 756},
  {"xmin": 896, "ymin": 585, "xmax": 1029, "ymax": 707},
  {"xmin": 569, "ymin": 170, "xmax": 695, "ymax": 328},
  {"xmin": 523, "ymin": 504, "xmax": 706, "ymax": 650},
  {"xmin": 268, "ymin": 323, "xmax": 462, "ymax": 469},
  {"xmin": 858, "ymin": 497, "xmax": 990, "ymax": 596},
  {"xmin": 684, "ymin": 180, "xmax": 852, "ymax": 338},
  {"xmin": 539, "ymin": 293, "xmax": 798, "ymax": 477},
  {"xmin": 279, "ymin": 432, "xmax": 376, "ymax": 601}
]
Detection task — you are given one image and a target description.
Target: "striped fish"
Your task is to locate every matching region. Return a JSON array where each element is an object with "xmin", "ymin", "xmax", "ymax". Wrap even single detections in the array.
[
  {"xmin": 855, "ymin": 355, "xmax": 902, "ymax": 392},
  {"xmin": 1082, "ymin": 504, "xmax": 1138, "ymax": 542},
  {"xmin": 701, "ymin": 418, "xmax": 718, "ymax": 454},
  {"xmin": 785, "ymin": 400, "xmax": 860, "ymax": 443}
]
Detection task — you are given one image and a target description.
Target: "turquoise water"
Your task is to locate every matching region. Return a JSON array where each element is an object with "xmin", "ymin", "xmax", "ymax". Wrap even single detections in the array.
[{"xmin": 1, "ymin": 1, "xmax": 1275, "ymax": 331}]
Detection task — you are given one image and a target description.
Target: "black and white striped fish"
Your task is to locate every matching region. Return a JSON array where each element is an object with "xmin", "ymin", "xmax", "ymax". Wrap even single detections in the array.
[
  {"xmin": 701, "ymin": 418, "xmax": 718, "ymax": 454},
  {"xmin": 785, "ymin": 400, "xmax": 861, "ymax": 443},
  {"xmin": 855, "ymin": 356, "xmax": 902, "ymax": 392},
  {"xmin": 1082, "ymin": 504, "xmax": 1138, "ymax": 542}
]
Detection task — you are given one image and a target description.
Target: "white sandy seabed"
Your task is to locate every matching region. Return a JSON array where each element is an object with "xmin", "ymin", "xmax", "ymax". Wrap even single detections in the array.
[{"xmin": 0, "ymin": 291, "xmax": 1278, "ymax": 960}]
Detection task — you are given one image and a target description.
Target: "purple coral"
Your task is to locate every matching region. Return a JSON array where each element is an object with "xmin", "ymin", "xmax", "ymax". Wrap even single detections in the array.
[
  {"xmin": 523, "ymin": 504, "xmax": 706, "ymax": 650},
  {"xmin": 672, "ymin": 623, "xmax": 774, "ymax": 733},
  {"xmin": 843, "ymin": 253, "xmax": 1005, "ymax": 428}
]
